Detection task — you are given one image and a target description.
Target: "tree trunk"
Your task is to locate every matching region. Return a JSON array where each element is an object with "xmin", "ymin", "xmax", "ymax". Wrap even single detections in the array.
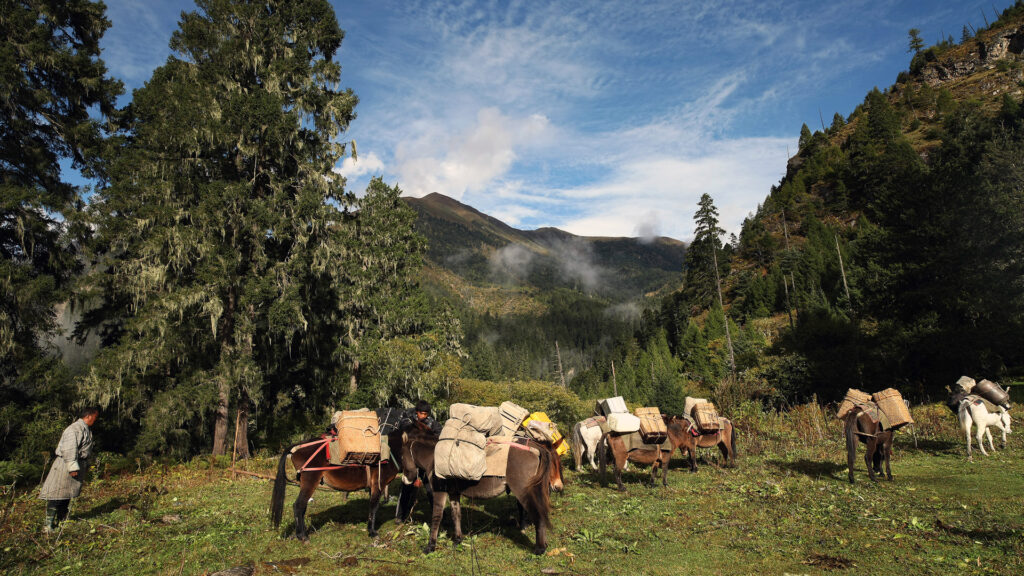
[
  {"xmin": 712, "ymin": 249, "xmax": 736, "ymax": 374},
  {"xmin": 348, "ymin": 358, "xmax": 360, "ymax": 395},
  {"xmin": 212, "ymin": 287, "xmax": 237, "ymax": 456},
  {"xmin": 234, "ymin": 389, "xmax": 250, "ymax": 460},
  {"xmin": 212, "ymin": 381, "xmax": 230, "ymax": 456}
]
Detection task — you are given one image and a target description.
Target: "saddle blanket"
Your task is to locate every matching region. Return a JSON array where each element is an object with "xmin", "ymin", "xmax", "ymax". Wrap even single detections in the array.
[
  {"xmin": 617, "ymin": 431, "xmax": 672, "ymax": 453},
  {"xmin": 483, "ymin": 436, "xmax": 537, "ymax": 477}
]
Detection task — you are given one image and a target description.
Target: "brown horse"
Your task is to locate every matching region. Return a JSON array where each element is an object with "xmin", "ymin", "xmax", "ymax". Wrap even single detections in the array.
[
  {"xmin": 598, "ymin": 431, "xmax": 673, "ymax": 491},
  {"xmin": 663, "ymin": 415, "xmax": 737, "ymax": 472},
  {"xmin": 270, "ymin": 432, "xmax": 402, "ymax": 540},
  {"xmin": 401, "ymin": 424, "xmax": 562, "ymax": 555},
  {"xmin": 843, "ymin": 409, "xmax": 893, "ymax": 483}
]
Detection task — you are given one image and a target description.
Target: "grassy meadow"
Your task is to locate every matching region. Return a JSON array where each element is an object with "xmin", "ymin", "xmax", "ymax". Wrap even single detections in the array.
[{"xmin": 1, "ymin": 402, "xmax": 1022, "ymax": 576}]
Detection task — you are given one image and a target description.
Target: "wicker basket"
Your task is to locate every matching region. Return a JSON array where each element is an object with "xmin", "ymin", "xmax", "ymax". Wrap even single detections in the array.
[
  {"xmin": 635, "ymin": 407, "xmax": 668, "ymax": 443},
  {"xmin": 692, "ymin": 402, "xmax": 720, "ymax": 432},
  {"xmin": 331, "ymin": 411, "xmax": 381, "ymax": 465},
  {"xmin": 872, "ymin": 388, "xmax": 913, "ymax": 429},
  {"xmin": 836, "ymin": 388, "xmax": 872, "ymax": 420}
]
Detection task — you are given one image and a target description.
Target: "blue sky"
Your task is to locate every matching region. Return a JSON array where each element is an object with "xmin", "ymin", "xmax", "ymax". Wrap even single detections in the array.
[{"xmin": 98, "ymin": 0, "xmax": 1012, "ymax": 241}]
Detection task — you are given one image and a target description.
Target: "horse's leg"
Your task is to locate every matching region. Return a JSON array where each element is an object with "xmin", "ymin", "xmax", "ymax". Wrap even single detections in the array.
[
  {"xmin": 884, "ymin": 437, "xmax": 893, "ymax": 481},
  {"xmin": 864, "ymin": 438, "xmax": 877, "ymax": 482},
  {"xmin": 615, "ymin": 454, "xmax": 627, "ymax": 492},
  {"xmin": 977, "ymin": 424, "xmax": 989, "ymax": 456},
  {"xmin": 367, "ymin": 481, "xmax": 382, "ymax": 538},
  {"xmin": 985, "ymin": 427, "xmax": 995, "ymax": 452},
  {"xmin": 962, "ymin": 412, "xmax": 974, "ymax": 460},
  {"xmin": 532, "ymin": 502, "xmax": 548, "ymax": 556},
  {"xmin": 425, "ymin": 489, "xmax": 448, "ymax": 554},
  {"xmin": 293, "ymin": 472, "xmax": 320, "ymax": 541},
  {"xmin": 661, "ymin": 453, "xmax": 669, "ymax": 486},
  {"xmin": 449, "ymin": 492, "xmax": 463, "ymax": 545},
  {"xmin": 845, "ymin": 417, "xmax": 858, "ymax": 483}
]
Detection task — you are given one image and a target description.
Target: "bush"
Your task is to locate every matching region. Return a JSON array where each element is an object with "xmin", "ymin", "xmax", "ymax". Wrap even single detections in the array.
[
  {"xmin": 0, "ymin": 460, "xmax": 42, "ymax": 486},
  {"xmin": 449, "ymin": 378, "xmax": 592, "ymax": 431}
]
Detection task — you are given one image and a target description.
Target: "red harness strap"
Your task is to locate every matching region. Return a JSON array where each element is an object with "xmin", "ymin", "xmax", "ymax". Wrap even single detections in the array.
[{"xmin": 293, "ymin": 435, "xmax": 390, "ymax": 473}]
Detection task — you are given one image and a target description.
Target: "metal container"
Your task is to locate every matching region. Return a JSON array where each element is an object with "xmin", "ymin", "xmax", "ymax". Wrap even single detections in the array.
[{"xmin": 972, "ymin": 379, "xmax": 1010, "ymax": 409}]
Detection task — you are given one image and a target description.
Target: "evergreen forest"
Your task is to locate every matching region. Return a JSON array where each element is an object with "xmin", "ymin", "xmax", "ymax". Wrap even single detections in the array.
[{"xmin": 3, "ymin": 0, "xmax": 1023, "ymax": 479}]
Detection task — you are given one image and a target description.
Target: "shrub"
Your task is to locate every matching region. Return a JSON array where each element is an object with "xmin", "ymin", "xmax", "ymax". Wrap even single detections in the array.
[{"xmin": 450, "ymin": 378, "xmax": 592, "ymax": 431}]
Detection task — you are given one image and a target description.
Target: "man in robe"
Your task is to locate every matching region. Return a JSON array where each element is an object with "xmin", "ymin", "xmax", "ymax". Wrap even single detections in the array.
[{"xmin": 39, "ymin": 406, "xmax": 99, "ymax": 534}]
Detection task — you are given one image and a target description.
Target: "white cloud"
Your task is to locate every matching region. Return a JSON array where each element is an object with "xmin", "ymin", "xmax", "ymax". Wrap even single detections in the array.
[
  {"xmin": 336, "ymin": 151, "xmax": 385, "ymax": 180},
  {"xmin": 394, "ymin": 108, "xmax": 550, "ymax": 199}
]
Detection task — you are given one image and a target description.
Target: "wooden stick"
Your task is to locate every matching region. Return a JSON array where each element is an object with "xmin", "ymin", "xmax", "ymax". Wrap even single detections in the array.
[{"xmin": 231, "ymin": 409, "xmax": 241, "ymax": 480}]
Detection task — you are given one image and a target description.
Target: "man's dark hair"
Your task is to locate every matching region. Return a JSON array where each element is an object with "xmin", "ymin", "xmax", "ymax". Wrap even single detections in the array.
[
  {"xmin": 80, "ymin": 406, "xmax": 100, "ymax": 419},
  {"xmin": 415, "ymin": 399, "xmax": 431, "ymax": 415}
]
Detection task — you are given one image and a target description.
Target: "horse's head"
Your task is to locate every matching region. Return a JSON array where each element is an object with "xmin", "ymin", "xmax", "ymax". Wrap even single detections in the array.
[
  {"xmin": 1000, "ymin": 407, "xmax": 1012, "ymax": 434},
  {"xmin": 547, "ymin": 441, "xmax": 564, "ymax": 492}
]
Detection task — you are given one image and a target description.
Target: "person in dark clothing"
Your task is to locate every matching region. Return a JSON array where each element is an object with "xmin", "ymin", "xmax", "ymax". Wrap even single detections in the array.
[{"xmin": 396, "ymin": 399, "xmax": 440, "ymax": 521}]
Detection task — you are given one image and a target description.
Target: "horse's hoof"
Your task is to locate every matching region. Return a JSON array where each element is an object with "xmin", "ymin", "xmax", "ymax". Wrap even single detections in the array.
[
  {"xmin": 532, "ymin": 545, "xmax": 547, "ymax": 556},
  {"xmin": 368, "ymin": 530, "xmax": 377, "ymax": 538},
  {"xmin": 452, "ymin": 536, "xmax": 463, "ymax": 545},
  {"xmin": 423, "ymin": 544, "xmax": 436, "ymax": 554}
]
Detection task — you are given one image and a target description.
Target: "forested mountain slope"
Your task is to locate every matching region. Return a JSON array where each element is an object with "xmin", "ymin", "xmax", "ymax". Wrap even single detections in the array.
[{"xmin": 710, "ymin": 3, "xmax": 1024, "ymax": 400}]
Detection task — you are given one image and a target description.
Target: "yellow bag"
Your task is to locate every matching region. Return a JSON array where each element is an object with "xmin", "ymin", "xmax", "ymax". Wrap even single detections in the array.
[{"xmin": 522, "ymin": 412, "xmax": 570, "ymax": 456}]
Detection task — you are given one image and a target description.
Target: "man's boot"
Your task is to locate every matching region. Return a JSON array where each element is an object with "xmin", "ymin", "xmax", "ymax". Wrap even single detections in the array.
[{"xmin": 43, "ymin": 501, "xmax": 58, "ymax": 534}]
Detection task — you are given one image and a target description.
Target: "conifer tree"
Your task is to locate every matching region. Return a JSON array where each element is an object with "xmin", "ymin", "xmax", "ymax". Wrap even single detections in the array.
[
  {"xmin": 85, "ymin": 0, "xmax": 358, "ymax": 455},
  {"xmin": 0, "ymin": 0, "xmax": 121, "ymax": 456}
]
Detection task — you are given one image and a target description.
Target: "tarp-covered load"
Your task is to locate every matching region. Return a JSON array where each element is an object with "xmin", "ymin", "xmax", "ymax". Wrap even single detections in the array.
[
  {"xmin": 434, "ymin": 418, "xmax": 487, "ymax": 480},
  {"xmin": 449, "ymin": 403, "xmax": 503, "ymax": 436},
  {"xmin": 597, "ymin": 396, "xmax": 629, "ymax": 416},
  {"xmin": 606, "ymin": 412, "xmax": 641, "ymax": 434},
  {"xmin": 955, "ymin": 376, "xmax": 977, "ymax": 394},
  {"xmin": 522, "ymin": 412, "xmax": 569, "ymax": 455},
  {"xmin": 499, "ymin": 401, "xmax": 530, "ymax": 437},
  {"xmin": 634, "ymin": 407, "xmax": 668, "ymax": 444},
  {"xmin": 872, "ymin": 388, "xmax": 914, "ymax": 430},
  {"xmin": 329, "ymin": 410, "xmax": 381, "ymax": 466}
]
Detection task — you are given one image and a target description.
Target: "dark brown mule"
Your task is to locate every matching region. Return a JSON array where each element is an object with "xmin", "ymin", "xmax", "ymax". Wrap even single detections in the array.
[
  {"xmin": 843, "ymin": 409, "xmax": 893, "ymax": 483},
  {"xmin": 663, "ymin": 415, "xmax": 737, "ymax": 472},
  {"xmin": 598, "ymin": 431, "xmax": 672, "ymax": 491},
  {"xmin": 270, "ymin": 433, "xmax": 402, "ymax": 540},
  {"xmin": 401, "ymin": 424, "xmax": 561, "ymax": 555}
]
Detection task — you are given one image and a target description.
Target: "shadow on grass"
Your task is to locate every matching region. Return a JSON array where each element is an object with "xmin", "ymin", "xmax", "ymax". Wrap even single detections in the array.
[
  {"xmin": 767, "ymin": 458, "xmax": 846, "ymax": 481},
  {"xmin": 898, "ymin": 438, "xmax": 959, "ymax": 455},
  {"xmin": 303, "ymin": 490, "xmax": 539, "ymax": 553},
  {"xmin": 77, "ymin": 497, "xmax": 129, "ymax": 520}
]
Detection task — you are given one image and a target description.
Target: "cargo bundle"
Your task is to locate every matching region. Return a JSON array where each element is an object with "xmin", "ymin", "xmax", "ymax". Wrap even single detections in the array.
[
  {"xmin": 329, "ymin": 410, "xmax": 382, "ymax": 466},
  {"xmin": 973, "ymin": 379, "xmax": 1011, "ymax": 409},
  {"xmin": 522, "ymin": 412, "xmax": 570, "ymax": 455},
  {"xmin": 836, "ymin": 388, "xmax": 872, "ymax": 420},
  {"xmin": 634, "ymin": 407, "xmax": 668, "ymax": 444},
  {"xmin": 691, "ymin": 401, "xmax": 720, "ymax": 432},
  {"xmin": 498, "ymin": 401, "xmax": 530, "ymax": 437},
  {"xmin": 871, "ymin": 388, "xmax": 914, "ymax": 430}
]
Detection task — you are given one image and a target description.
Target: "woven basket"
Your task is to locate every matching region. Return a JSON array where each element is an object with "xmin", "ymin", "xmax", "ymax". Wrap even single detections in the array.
[
  {"xmin": 836, "ymin": 388, "xmax": 872, "ymax": 420},
  {"xmin": 332, "ymin": 411, "xmax": 381, "ymax": 465},
  {"xmin": 872, "ymin": 388, "xmax": 913, "ymax": 429}
]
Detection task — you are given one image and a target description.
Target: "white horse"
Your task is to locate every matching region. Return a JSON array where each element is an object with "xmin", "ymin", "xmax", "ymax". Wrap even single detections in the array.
[
  {"xmin": 958, "ymin": 398, "xmax": 1012, "ymax": 459},
  {"xmin": 570, "ymin": 419, "xmax": 628, "ymax": 472}
]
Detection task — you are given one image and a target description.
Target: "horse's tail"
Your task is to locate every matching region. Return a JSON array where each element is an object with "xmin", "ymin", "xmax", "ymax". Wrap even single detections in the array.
[
  {"xmin": 598, "ymin": 431, "xmax": 609, "ymax": 486},
  {"xmin": 569, "ymin": 423, "xmax": 584, "ymax": 471},
  {"xmin": 270, "ymin": 445, "xmax": 293, "ymax": 528},
  {"xmin": 729, "ymin": 419, "xmax": 738, "ymax": 459},
  {"xmin": 522, "ymin": 442, "xmax": 553, "ymax": 530}
]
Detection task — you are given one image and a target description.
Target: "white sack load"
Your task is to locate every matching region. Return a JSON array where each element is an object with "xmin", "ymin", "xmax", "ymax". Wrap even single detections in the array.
[
  {"xmin": 607, "ymin": 412, "xmax": 641, "ymax": 434},
  {"xmin": 598, "ymin": 396, "xmax": 629, "ymax": 416},
  {"xmin": 449, "ymin": 403, "xmax": 502, "ymax": 436},
  {"xmin": 955, "ymin": 376, "xmax": 977, "ymax": 394},
  {"xmin": 434, "ymin": 419, "xmax": 487, "ymax": 480}
]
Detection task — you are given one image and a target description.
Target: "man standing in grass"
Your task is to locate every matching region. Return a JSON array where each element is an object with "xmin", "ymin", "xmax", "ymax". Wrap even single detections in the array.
[{"xmin": 39, "ymin": 407, "xmax": 99, "ymax": 534}]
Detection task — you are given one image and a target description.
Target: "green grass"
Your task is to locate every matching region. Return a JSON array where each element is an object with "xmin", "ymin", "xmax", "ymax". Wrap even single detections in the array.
[{"xmin": 2, "ymin": 404, "xmax": 1022, "ymax": 575}]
